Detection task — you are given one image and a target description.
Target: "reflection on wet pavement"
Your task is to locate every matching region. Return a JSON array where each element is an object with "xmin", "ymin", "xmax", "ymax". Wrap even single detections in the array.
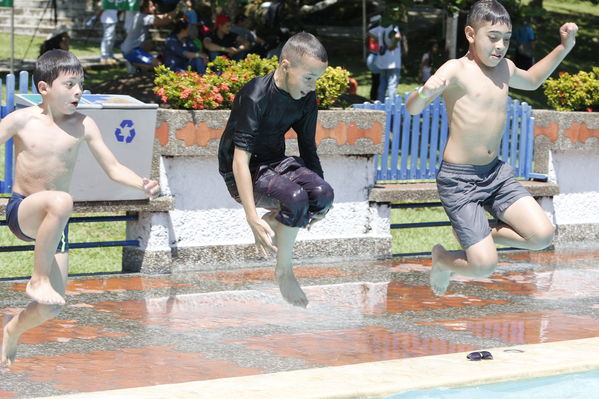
[{"xmin": 1, "ymin": 248, "xmax": 598, "ymax": 398}]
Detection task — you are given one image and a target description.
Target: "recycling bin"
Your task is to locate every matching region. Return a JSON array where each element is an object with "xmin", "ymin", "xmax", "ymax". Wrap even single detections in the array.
[{"xmin": 15, "ymin": 94, "xmax": 158, "ymax": 201}]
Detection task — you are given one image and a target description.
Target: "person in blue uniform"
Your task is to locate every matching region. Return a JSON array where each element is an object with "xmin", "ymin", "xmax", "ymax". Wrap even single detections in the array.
[{"xmin": 218, "ymin": 32, "xmax": 334, "ymax": 308}]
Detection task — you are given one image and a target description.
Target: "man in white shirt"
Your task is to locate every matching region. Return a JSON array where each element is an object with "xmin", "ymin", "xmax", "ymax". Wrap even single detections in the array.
[
  {"xmin": 368, "ymin": 16, "xmax": 402, "ymax": 101},
  {"xmin": 120, "ymin": 0, "xmax": 179, "ymax": 71},
  {"xmin": 99, "ymin": 2, "xmax": 119, "ymax": 65}
]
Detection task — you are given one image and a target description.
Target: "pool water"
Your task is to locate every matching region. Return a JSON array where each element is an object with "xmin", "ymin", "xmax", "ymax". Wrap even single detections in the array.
[{"xmin": 385, "ymin": 369, "xmax": 599, "ymax": 399}]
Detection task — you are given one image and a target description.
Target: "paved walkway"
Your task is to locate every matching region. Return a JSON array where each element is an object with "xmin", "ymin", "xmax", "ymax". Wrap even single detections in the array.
[{"xmin": 1, "ymin": 246, "xmax": 599, "ymax": 398}]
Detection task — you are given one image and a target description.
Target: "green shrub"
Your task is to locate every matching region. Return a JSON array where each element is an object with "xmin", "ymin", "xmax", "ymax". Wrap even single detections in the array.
[
  {"xmin": 153, "ymin": 55, "xmax": 351, "ymax": 110},
  {"xmin": 316, "ymin": 66, "xmax": 350, "ymax": 109},
  {"xmin": 544, "ymin": 67, "xmax": 599, "ymax": 112}
]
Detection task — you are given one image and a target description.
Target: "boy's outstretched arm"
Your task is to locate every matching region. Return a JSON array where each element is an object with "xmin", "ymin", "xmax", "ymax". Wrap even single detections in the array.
[
  {"xmin": 84, "ymin": 117, "xmax": 160, "ymax": 198},
  {"xmin": 509, "ymin": 22, "xmax": 578, "ymax": 90},
  {"xmin": 406, "ymin": 59, "xmax": 455, "ymax": 115},
  {"xmin": 232, "ymin": 146, "xmax": 277, "ymax": 256}
]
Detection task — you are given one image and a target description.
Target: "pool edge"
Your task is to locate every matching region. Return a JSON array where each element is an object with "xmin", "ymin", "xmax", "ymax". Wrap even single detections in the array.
[{"xmin": 37, "ymin": 337, "xmax": 599, "ymax": 399}]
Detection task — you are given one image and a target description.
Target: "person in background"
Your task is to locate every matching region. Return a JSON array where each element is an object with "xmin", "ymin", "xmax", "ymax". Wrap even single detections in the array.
[
  {"xmin": 512, "ymin": 17, "xmax": 536, "ymax": 70},
  {"xmin": 368, "ymin": 15, "xmax": 402, "ymax": 102},
  {"xmin": 163, "ymin": 18, "xmax": 208, "ymax": 73},
  {"xmin": 420, "ymin": 40, "xmax": 440, "ymax": 83},
  {"xmin": 120, "ymin": 0, "xmax": 181, "ymax": 72},
  {"xmin": 366, "ymin": 14, "xmax": 381, "ymax": 101},
  {"xmin": 39, "ymin": 25, "xmax": 70, "ymax": 56},
  {"xmin": 98, "ymin": 1, "xmax": 120, "ymax": 65},
  {"xmin": 203, "ymin": 14, "xmax": 251, "ymax": 61},
  {"xmin": 231, "ymin": 14, "xmax": 267, "ymax": 58}
]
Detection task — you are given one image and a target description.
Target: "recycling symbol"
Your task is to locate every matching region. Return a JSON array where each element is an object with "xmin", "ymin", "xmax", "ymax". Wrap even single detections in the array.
[{"xmin": 115, "ymin": 119, "xmax": 136, "ymax": 143}]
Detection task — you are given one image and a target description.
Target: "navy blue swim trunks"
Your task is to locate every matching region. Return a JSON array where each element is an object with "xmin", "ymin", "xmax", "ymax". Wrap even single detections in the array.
[
  {"xmin": 436, "ymin": 158, "xmax": 531, "ymax": 250},
  {"xmin": 6, "ymin": 192, "xmax": 70, "ymax": 253}
]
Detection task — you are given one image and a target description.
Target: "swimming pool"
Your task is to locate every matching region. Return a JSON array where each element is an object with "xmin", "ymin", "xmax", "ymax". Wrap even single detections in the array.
[{"xmin": 385, "ymin": 369, "xmax": 599, "ymax": 399}]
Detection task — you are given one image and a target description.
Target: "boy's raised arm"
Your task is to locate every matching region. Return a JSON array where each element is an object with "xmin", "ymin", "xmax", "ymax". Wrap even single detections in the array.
[
  {"xmin": 509, "ymin": 22, "xmax": 578, "ymax": 90},
  {"xmin": 406, "ymin": 59, "xmax": 455, "ymax": 115},
  {"xmin": 84, "ymin": 116, "xmax": 159, "ymax": 198}
]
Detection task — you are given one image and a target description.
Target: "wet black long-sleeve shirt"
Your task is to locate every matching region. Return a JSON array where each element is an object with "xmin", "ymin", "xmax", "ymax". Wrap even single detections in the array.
[{"xmin": 218, "ymin": 72, "xmax": 323, "ymax": 185}]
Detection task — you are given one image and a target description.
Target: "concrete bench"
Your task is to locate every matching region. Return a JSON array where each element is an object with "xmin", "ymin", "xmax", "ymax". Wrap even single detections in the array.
[
  {"xmin": 0, "ymin": 196, "xmax": 174, "ymax": 253},
  {"xmin": 369, "ymin": 181, "xmax": 559, "ymax": 203}
]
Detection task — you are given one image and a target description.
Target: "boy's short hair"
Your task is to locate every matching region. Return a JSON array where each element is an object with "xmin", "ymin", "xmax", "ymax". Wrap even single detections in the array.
[
  {"xmin": 280, "ymin": 32, "xmax": 328, "ymax": 65},
  {"xmin": 467, "ymin": 0, "xmax": 511, "ymax": 30},
  {"xmin": 34, "ymin": 49, "xmax": 83, "ymax": 87}
]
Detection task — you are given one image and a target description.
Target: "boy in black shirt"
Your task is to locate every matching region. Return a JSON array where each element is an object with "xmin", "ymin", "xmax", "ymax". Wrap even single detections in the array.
[{"xmin": 218, "ymin": 32, "xmax": 334, "ymax": 307}]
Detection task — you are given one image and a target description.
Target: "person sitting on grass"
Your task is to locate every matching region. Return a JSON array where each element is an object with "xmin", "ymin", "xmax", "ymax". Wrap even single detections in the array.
[
  {"xmin": 163, "ymin": 18, "xmax": 209, "ymax": 74},
  {"xmin": 120, "ymin": 0, "xmax": 181, "ymax": 72},
  {"xmin": 0, "ymin": 50, "xmax": 159, "ymax": 367},
  {"xmin": 203, "ymin": 14, "xmax": 251, "ymax": 61}
]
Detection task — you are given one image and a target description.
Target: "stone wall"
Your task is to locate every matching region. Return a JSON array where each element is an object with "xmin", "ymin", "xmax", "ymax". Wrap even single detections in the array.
[{"xmin": 532, "ymin": 110, "xmax": 599, "ymax": 244}]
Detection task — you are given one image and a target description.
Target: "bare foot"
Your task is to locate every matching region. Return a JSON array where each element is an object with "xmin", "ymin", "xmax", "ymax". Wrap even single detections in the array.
[
  {"xmin": 1, "ymin": 315, "xmax": 17, "ymax": 367},
  {"xmin": 261, "ymin": 212, "xmax": 278, "ymax": 247},
  {"xmin": 26, "ymin": 277, "xmax": 65, "ymax": 305},
  {"xmin": 431, "ymin": 244, "xmax": 452, "ymax": 296},
  {"xmin": 275, "ymin": 270, "xmax": 308, "ymax": 308}
]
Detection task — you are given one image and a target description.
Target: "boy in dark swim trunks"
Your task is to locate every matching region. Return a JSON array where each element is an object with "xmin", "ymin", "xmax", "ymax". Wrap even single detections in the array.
[
  {"xmin": 406, "ymin": 0, "xmax": 577, "ymax": 296},
  {"xmin": 1, "ymin": 49, "xmax": 159, "ymax": 366},
  {"xmin": 218, "ymin": 32, "xmax": 334, "ymax": 308}
]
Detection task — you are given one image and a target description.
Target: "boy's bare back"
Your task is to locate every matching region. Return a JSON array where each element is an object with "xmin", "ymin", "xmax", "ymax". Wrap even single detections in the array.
[{"xmin": 5, "ymin": 105, "xmax": 94, "ymax": 196}]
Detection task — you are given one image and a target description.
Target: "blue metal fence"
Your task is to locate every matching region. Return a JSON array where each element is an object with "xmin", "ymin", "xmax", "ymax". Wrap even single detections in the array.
[{"xmin": 353, "ymin": 93, "xmax": 545, "ymax": 182}]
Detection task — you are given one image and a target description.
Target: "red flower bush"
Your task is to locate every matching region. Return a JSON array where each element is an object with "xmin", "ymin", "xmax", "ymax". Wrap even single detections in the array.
[{"xmin": 153, "ymin": 54, "xmax": 350, "ymax": 110}]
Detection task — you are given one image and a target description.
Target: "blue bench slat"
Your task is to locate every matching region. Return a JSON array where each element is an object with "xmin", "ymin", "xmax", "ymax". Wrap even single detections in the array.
[
  {"xmin": 418, "ymin": 105, "xmax": 431, "ymax": 179},
  {"xmin": 409, "ymin": 107, "xmax": 421, "ymax": 179},
  {"xmin": 399, "ymin": 99, "xmax": 411, "ymax": 180},
  {"xmin": 428, "ymin": 98, "xmax": 441, "ymax": 178},
  {"xmin": 390, "ymin": 98, "xmax": 402, "ymax": 180}
]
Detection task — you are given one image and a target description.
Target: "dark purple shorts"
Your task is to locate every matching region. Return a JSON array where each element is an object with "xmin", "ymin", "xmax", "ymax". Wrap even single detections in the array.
[{"xmin": 226, "ymin": 156, "xmax": 334, "ymax": 228}]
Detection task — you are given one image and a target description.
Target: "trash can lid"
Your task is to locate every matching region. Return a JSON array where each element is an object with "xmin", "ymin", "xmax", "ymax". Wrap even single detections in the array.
[
  {"xmin": 14, "ymin": 94, "xmax": 158, "ymax": 109},
  {"xmin": 81, "ymin": 94, "xmax": 158, "ymax": 109}
]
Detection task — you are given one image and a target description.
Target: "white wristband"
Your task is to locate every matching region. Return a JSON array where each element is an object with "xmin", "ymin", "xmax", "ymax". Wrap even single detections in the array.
[{"xmin": 417, "ymin": 86, "xmax": 429, "ymax": 100}]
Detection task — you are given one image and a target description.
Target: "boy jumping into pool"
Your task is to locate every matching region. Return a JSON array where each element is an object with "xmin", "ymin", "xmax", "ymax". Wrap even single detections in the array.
[
  {"xmin": 406, "ymin": 0, "xmax": 577, "ymax": 295},
  {"xmin": 218, "ymin": 32, "xmax": 334, "ymax": 308},
  {"xmin": 1, "ymin": 49, "xmax": 159, "ymax": 366}
]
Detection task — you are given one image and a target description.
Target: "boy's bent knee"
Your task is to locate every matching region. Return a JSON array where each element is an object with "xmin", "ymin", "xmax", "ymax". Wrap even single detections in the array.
[
  {"xmin": 47, "ymin": 192, "xmax": 74, "ymax": 216},
  {"xmin": 277, "ymin": 187, "xmax": 310, "ymax": 227},
  {"xmin": 310, "ymin": 181, "xmax": 334, "ymax": 211}
]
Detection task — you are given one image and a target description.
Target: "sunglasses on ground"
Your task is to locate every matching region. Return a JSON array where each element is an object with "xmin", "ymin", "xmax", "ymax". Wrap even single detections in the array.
[{"xmin": 467, "ymin": 351, "xmax": 493, "ymax": 361}]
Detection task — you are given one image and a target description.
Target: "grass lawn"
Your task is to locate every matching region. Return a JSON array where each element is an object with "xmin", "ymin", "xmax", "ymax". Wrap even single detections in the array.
[
  {"xmin": 0, "ymin": 33, "xmax": 102, "ymax": 61},
  {"xmin": 0, "ymin": 214, "xmax": 124, "ymax": 278}
]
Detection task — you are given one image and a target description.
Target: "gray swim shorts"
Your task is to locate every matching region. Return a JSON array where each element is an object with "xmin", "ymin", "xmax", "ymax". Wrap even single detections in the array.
[{"xmin": 436, "ymin": 158, "xmax": 531, "ymax": 249}]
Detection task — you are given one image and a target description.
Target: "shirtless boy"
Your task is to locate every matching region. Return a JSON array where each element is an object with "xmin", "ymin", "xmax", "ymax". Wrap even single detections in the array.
[
  {"xmin": 218, "ymin": 32, "xmax": 334, "ymax": 308},
  {"xmin": 406, "ymin": 0, "xmax": 577, "ymax": 296},
  {"xmin": 1, "ymin": 49, "xmax": 159, "ymax": 366}
]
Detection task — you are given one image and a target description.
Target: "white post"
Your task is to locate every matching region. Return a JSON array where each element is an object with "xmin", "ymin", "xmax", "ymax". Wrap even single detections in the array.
[
  {"xmin": 362, "ymin": 0, "xmax": 366, "ymax": 61},
  {"xmin": 10, "ymin": 4, "xmax": 14, "ymax": 74},
  {"xmin": 445, "ymin": 11, "xmax": 459, "ymax": 59}
]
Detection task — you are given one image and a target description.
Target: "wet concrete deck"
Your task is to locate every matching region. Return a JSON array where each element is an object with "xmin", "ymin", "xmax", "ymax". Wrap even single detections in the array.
[{"xmin": 1, "ymin": 247, "xmax": 599, "ymax": 398}]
